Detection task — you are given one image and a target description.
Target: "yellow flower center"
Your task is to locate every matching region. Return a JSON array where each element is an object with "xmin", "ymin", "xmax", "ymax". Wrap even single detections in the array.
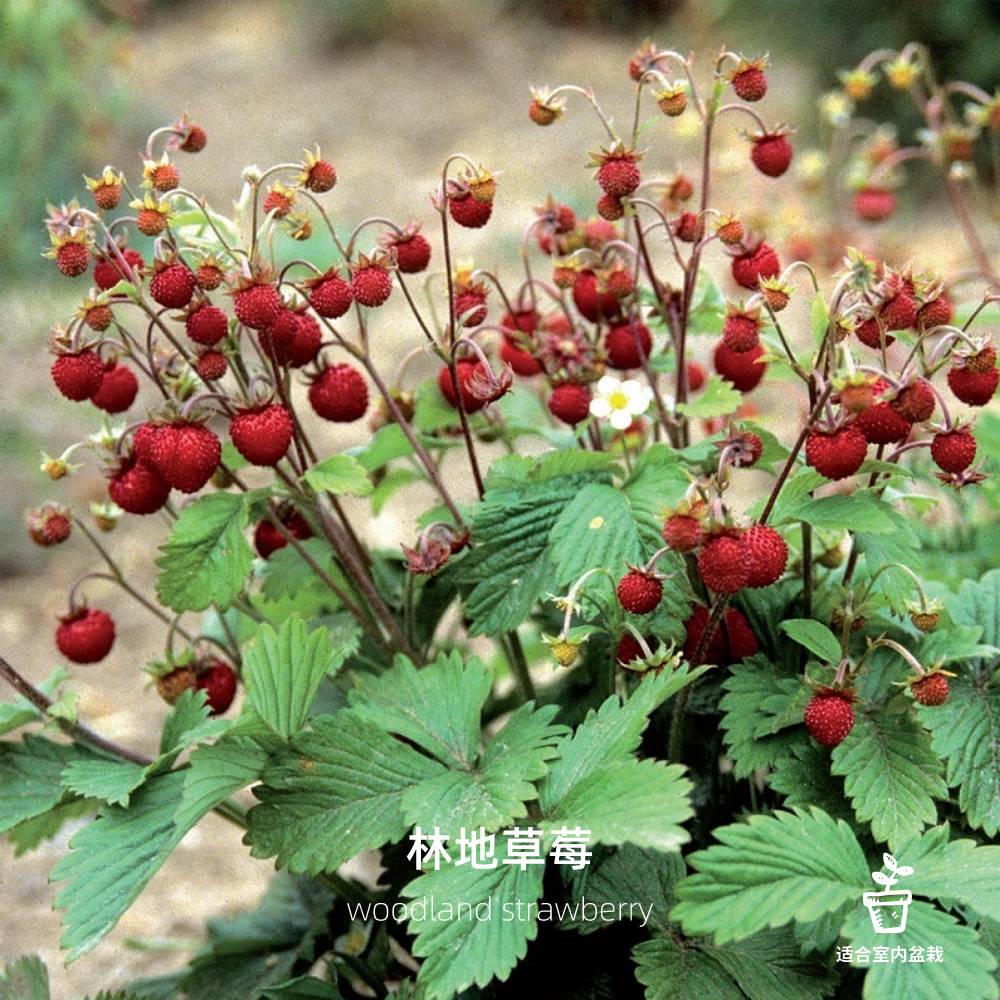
[{"xmin": 608, "ymin": 390, "xmax": 629, "ymax": 409}]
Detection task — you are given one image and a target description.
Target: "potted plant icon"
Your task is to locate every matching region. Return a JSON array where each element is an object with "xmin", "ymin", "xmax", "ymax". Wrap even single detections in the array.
[{"xmin": 863, "ymin": 853, "xmax": 914, "ymax": 934}]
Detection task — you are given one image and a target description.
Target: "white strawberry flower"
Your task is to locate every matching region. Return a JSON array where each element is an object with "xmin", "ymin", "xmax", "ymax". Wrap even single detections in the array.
[{"xmin": 589, "ymin": 375, "xmax": 653, "ymax": 430}]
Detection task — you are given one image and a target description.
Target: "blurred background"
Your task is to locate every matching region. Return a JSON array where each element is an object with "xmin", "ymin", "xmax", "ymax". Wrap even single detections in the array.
[{"xmin": 1, "ymin": 0, "xmax": 998, "ymax": 995}]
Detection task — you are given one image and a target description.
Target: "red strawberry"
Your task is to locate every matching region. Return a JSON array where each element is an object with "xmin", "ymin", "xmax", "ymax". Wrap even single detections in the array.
[
  {"xmin": 195, "ymin": 261, "xmax": 224, "ymax": 290},
  {"xmin": 253, "ymin": 510, "xmax": 313, "ymax": 559},
  {"xmin": 616, "ymin": 568, "xmax": 663, "ymax": 614},
  {"xmin": 438, "ymin": 361, "xmax": 487, "ymax": 414},
  {"xmin": 108, "ymin": 455, "xmax": 170, "ymax": 515},
  {"xmin": 195, "ymin": 350, "xmax": 227, "ymax": 381},
  {"xmin": 149, "ymin": 421, "xmax": 221, "ymax": 493},
  {"xmin": 150, "ymin": 262, "xmax": 196, "ymax": 309},
  {"xmin": 674, "ymin": 212, "xmax": 698, "ymax": 242},
  {"xmin": 51, "ymin": 350, "xmax": 104, "ymax": 401},
  {"xmin": 448, "ymin": 193, "xmax": 493, "ymax": 228},
  {"xmin": 713, "ymin": 340, "xmax": 767, "ymax": 392},
  {"xmin": 732, "ymin": 66, "xmax": 767, "ymax": 101},
  {"xmin": 149, "ymin": 161, "xmax": 180, "ymax": 192},
  {"xmin": 26, "ymin": 504, "xmax": 72, "ymax": 546},
  {"xmin": 91, "ymin": 361, "xmax": 138, "ymax": 413},
  {"xmin": 722, "ymin": 306, "xmax": 761, "ymax": 353},
  {"xmin": 136, "ymin": 207, "xmax": 168, "ymax": 237},
  {"xmin": 597, "ymin": 193, "xmax": 625, "ymax": 221},
  {"xmin": 302, "ymin": 156, "xmax": 337, "ymax": 193},
  {"xmin": 855, "ymin": 402, "xmax": 911, "ymax": 445},
  {"xmin": 573, "ymin": 270, "xmax": 620, "ymax": 322},
  {"xmin": 854, "ymin": 186, "xmax": 897, "ymax": 222},
  {"xmin": 547, "ymin": 382, "xmax": 591, "ymax": 426},
  {"xmin": 891, "ymin": 378, "xmax": 935, "ymax": 422},
  {"xmin": 309, "ymin": 363, "xmax": 369, "ymax": 422},
  {"xmin": 698, "ymin": 534, "xmax": 749, "ymax": 594},
  {"xmin": 615, "ymin": 634, "xmax": 645, "ymax": 667},
  {"xmin": 804, "ymin": 691, "xmax": 855, "ymax": 747},
  {"xmin": 186, "ymin": 303, "xmax": 229, "ymax": 345},
  {"xmin": 351, "ymin": 257, "xmax": 393, "ymax": 307},
  {"xmin": 594, "ymin": 147, "xmax": 642, "ymax": 196},
  {"xmin": 582, "ymin": 217, "xmax": 618, "ymax": 249},
  {"xmin": 233, "ymin": 281, "xmax": 282, "ymax": 330},
  {"xmin": 230, "ymin": 403, "xmax": 294, "ymax": 466},
  {"xmin": 683, "ymin": 605, "xmax": 759, "ymax": 665},
  {"xmin": 806, "ymin": 425, "xmax": 868, "ymax": 480},
  {"xmin": 56, "ymin": 607, "xmax": 116, "ymax": 664},
  {"xmin": 56, "ymin": 241, "xmax": 90, "ymax": 277},
  {"xmin": 855, "ymin": 316, "xmax": 894, "ymax": 349},
  {"xmin": 750, "ymin": 131, "xmax": 793, "ymax": 177},
  {"xmin": 258, "ymin": 308, "xmax": 300, "ymax": 363},
  {"xmin": 742, "ymin": 524, "xmax": 788, "ymax": 588},
  {"xmin": 196, "ymin": 659, "xmax": 237, "ymax": 715},
  {"xmin": 82, "ymin": 302, "xmax": 113, "ymax": 331},
  {"xmin": 911, "ymin": 672, "xmax": 949, "ymax": 706},
  {"xmin": 384, "ymin": 230, "xmax": 431, "ymax": 273},
  {"xmin": 93, "ymin": 248, "xmax": 144, "ymax": 290},
  {"xmin": 605, "ymin": 322, "xmax": 652, "ymax": 369},
  {"xmin": 179, "ymin": 122, "xmax": 207, "ymax": 153},
  {"xmin": 287, "ymin": 312, "xmax": 322, "ymax": 368},
  {"xmin": 731, "ymin": 243, "xmax": 780, "ymax": 289},
  {"xmin": 918, "ymin": 294, "xmax": 953, "ymax": 328},
  {"xmin": 948, "ymin": 365, "xmax": 998, "ymax": 406},
  {"xmin": 687, "ymin": 361, "xmax": 707, "ymax": 392},
  {"xmin": 881, "ymin": 290, "xmax": 919, "ymax": 331},
  {"xmin": 501, "ymin": 336, "xmax": 542, "ymax": 376},
  {"xmin": 931, "ymin": 428, "xmax": 977, "ymax": 474},
  {"xmin": 662, "ymin": 514, "xmax": 702, "ymax": 552},
  {"xmin": 453, "ymin": 287, "xmax": 489, "ymax": 327}
]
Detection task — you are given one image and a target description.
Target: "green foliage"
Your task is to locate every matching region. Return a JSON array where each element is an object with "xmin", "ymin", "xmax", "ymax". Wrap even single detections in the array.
[
  {"xmin": 780, "ymin": 619, "xmax": 842, "ymax": 663},
  {"xmin": 302, "ymin": 453, "xmax": 373, "ymax": 496},
  {"xmin": 0, "ymin": 955, "xmax": 49, "ymax": 1000}
]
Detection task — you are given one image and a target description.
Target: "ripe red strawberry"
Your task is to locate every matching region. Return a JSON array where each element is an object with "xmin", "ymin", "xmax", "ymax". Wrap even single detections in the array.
[
  {"xmin": 855, "ymin": 402, "xmax": 911, "ymax": 445},
  {"xmin": 615, "ymin": 633, "xmax": 645, "ymax": 667},
  {"xmin": 597, "ymin": 193, "xmax": 625, "ymax": 221},
  {"xmin": 196, "ymin": 261, "xmax": 224, "ymax": 290},
  {"xmin": 51, "ymin": 350, "xmax": 104, "ymax": 401},
  {"xmin": 891, "ymin": 378, "xmax": 935, "ymax": 422},
  {"xmin": 662, "ymin": 514, "xmax": 702, "ymax": 552},
  {"xmin": 302, "ymin": 153, "xmax": 336, "ymax": 192},
  {"xmin": 854, "ymin": 186, "xmax": 897, "ymax": 222},
  {"xmin": 108, "ymin": 455, "xmax": 170, "ymax": 515},
  {"xmin": 453, "ymin": 287, "xmax": 489, "ymax": 327},
  {"xmin": 573, "ymin": 270, "xmax": 620, "ymax": 322},
  {"xmin": 722, "ymin": 306, "xmax": 761, "ymax": 353},
  {"xmin": 881, "ymin": 289, "xmax": 919, "ymax": 330},
  {"xmin": 254, "ymin": 510, "xmax": 313, "ymax": 559},
  {"xmin": 855, "ymin": 316, "xmax": 894, "ymax": 349},
  {"xmin": 804, "ymin": 691, "xmax": 855, "ymax": 747},
  {"xmin": 438, "ymin": 361, "xmax": 488, "ymax": 414},
  {"xmin": 195, "ymin": 350, "xmax": 227, "ymax": 381},
  {"xmin": 149, "ymin": 262, "xmax": 196, "ymax": 309},
  {"xmin": 196, "ymin": 659, "xmax": 237, "ymax": 715},
  {"xmin": 964, "ymin": 344, "xmax": 996, "ymax": 374},
  {"xmin": 948, "ymin": 364, "xmax": 998, "ymax": 406},
  {"xmin": 262, "ymin": 185, "xmax": 294, "ymax": 217},
  {"xmin": 806, "ymin": 425, "xmax": 868, "ymax": 480},
  {"xmin": 683, "ymin": 605, "xmax": 759, "ymax": 665},
  {"xmin": 674, "ymin": 212, "xmax": 698, "ymax": 242},
  {"xmin": 731, "ymin": 65, "xmax": 767, "ymax": 101},
  {"xmin": 82, "ymin": 301, "xmax": 112, "ymax": 331},
  {"xmin": 616, "ymin": 568, "xmax": 663, "ymax": 614},
  {"xmin": 132, "ymin": 421, "xmax": 159, "ymax": 461},
  {"xmin": 230, "ymin": 403, "xmax": 294, "ymax": 466},
  {"xmin": 26, "ymin": 504, "xmax": 72, "ymax": 546},
  {"xmin": 91, "ymin": 361, "xmax": 138, "ymax": 413},
  {"xmin": 90, "ymin": 178, "xmax": 122, "ymax": 210},
  {"xmin": 594, "ymin": 147, "xmax": 642, "ymax": 196},
  {"xmin": 918, "ymin": 293, "xmax": 952, "ymax": 328},
  {"xmin": 136, "ymin": 206, "xmax": 168, "ymax": 237},
  {"xmin": 713, "ymin": 340, "xmax": 767, "ymax": 392},
  {"xmin": 698, "ymin": 534, "xmax": 749, "ymax": 594},
  {"xmin": 547, "ymin": 382, "xmax": 591, "ymax": 426},
  {"xmin": 750, "ymin": 131, "xmax": 793, "ymax": 177},
  {"xmin": 742, "ymin": 524, "xmax": 788, "ymax": 588},
  {"xmin": 306, "ymin": 269, "xmax": 354, "ymax": 318},
  {"xmin": 179, "ymin": 122, "xmax": 207, "ymax": 152},
  {"xmin": 93, "ymin": 247, "xmax": 144, "ymax": 290},
  {"xmin": 185, "ymin": 303, "xmax": 229, "ymax": 345},
  {"xmin": 286, "ymin": 312, "xmax": 322, "ymax": 368},
  {"xmin": 149, "ymin": 420, "xmax": 221, "ymax": 493},
  {"xmin": 56, "ymin": 607, "xmax": 116, "ymax": 664},
  {"xmin": 911, "ymin": 672, "xmax": 949, "ymax": 706},
  {"xmin": 149, "ymin": 161, "xmax": 180, "ymax": 192},
  {"xmin": 501, "ymin": 336, "xmax": 542, "ymax": 376},
  {"xmin": 687, "ymin": 361, "xmax": 707, "ymax": 392},
  {"xmin": 233, "ymin": 281, "xmax": 282, "ymax": 330},
  {"xmin": 501, "ymin": 309, "xmax": 539, "ymax": 334},
  {"xmin": 605, "ymin": 322, "xmax": 652, "ymax": 369},
  {"xmin": 731, "ymin": 243, "xmax": 780, "ymax": 289},
  {"xmin": 384, "ymin": 230, "xmax": 431, "ymax": 273},
  {"xmin": 258, "ymin": 308, "xmax": 299, "ymax": 363},
  {"xmin": 448, "ymin": 192, "xmax": 493, "ymax": 228},
  {"xmin": 56, "ymin": 241, "xmax": 90, "ymax": 277},
  {"xmin": 351, "ymin": 257, "xmax": 393, "ymax": 307},
  {"xmin": 931, "ymin": 427, "xmax": 977, "ymax": 474},
  {"xmin": 309, "ymin": 363, "xmax": 369, "ymax": 422}
]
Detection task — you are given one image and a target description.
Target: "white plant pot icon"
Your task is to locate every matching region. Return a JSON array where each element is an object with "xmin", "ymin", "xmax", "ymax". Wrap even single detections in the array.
[{"xmin": 863, "ymin": 889, "xmax": 912, "ymax": 934}]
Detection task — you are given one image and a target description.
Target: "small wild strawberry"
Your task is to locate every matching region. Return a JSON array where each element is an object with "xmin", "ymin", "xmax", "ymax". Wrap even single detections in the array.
[
  {"xmin": 918, "ymin": 293, "xmax": 953, "ymax": 328},
  {"xmin": 185, "ymin": 303, "xmax": 229, "ymax": 345},
  {"xmin": 149, "ymin": 420, "xmax": 221, "ymax": 494},
  {"xmin": 438, "ymin": 361, "xmax": 488, "ymax": 414},
  {"xmin": 547, "ymin": 382, "xmax": 591, "ymax": 426},
  {"xmin": 605, "ymin": 322, "xmax": 652, "ymax": 370},
  {"xmin": 196, "ymin": 659, "xmax": 237, "ymax": 715},
  {"xmin": 299, "ymin": 147, "xmax": 337, "ymax": 192},
  {"xmin": 804, "ymin": 690, "xmax": 855, "ymax": 747},
  {"xmin": 931, "ymin": 427, "xmax": 977, "ymax": 474},
  {"xmin": 306, "ymin": 267, "xmax": 354, "ymax": 318},
  {"xmin": 741, "ymin": 524, "xmax": 788, "ymax": 588},
  {"xmin": 948, "ymin": 362, "xmax": 998, "ymax": 406},
  {"xmin": 52, "ymin": 235, "xmax": 91, "ymax": 277},
  {"xmin": 750, "ymin": 129, "xmax": 794, "ymax": 177},
  {"xmin": 728, "ymin": 57, "xmax": 768, "ymax": 101},
  {"xmin": 382, "ymin": 224, "xmax": 431, "ymax": 273},
  {"xmin": 722, "ymin": 303, "xmax": 762, "ymax": 353},
  {"xmin": 616, "ymin": 568, "xmax": 663, "ymax": 615},
  {"xmin": 195, "ymin": 350, "xmax": 228, "ymax": 381},
  {"xmin": 662, "ymin": 513, "xmax": 703, "ymax": 552},
  {"xmin": 448, "ymin": 192, "xmax": 493, "ymax": 228},
  {"xmin": 910, "ymin": 672, "xmax": 949, "ymax": 706},
  {"xmin": 309, "ymin": 363, "xmax": 369, "ymax": 422},
  {"xmin": 350, "ymin": 252, "xmax": 394, "ymax": 307},
  {"xmin": 572, "ymin": 270, "xmax": 620, "ymax": 323},
  {"xmin": 150, "ymin": 260, "xmax": 197, "ymax": 309},
  {"xmin": 91, "ymin": 360, "xmax": 139, "ymax": 413},
  {"xmin": 94, "ymin": 247, "xmax": 144, "ymax": 290},
  {"xmin": 806, "ymin": 425, "xmax": 868, "ymax": 480},
  {"xmin": 108, "ymin": 455, "xmax": 171, "ymax": 515},
  {"xmin": 26, "ymin": 503, "xmax": 72, "ymax": 546},
  {"xmin": 56, "ymin": 607, "xmax": 116, "ymax": 664},
  {"xmin": 730, "ymin": 242, "xmax": 780, "ymax": 289},
  {"xmin": 698, "ymin": 533, "xmax": 749, "ymax": 594},
  {"xmin": 230, "ymin": 403, "xmax": 295, "ymax": 467},
  {"xmin": 51, "ymin": 349, "xmax": 105, "ymax": 402},
  {"xmin": 231, "ymin": 278, "xmax": 282, "ymax": 330},
  {"xmin": 890, "ymin": 378, "xmax": 935, "ymax": 423},
  {"xmin": 854, "ymin": 186, "xmax": 897, "ymax": 222},
  {"xmin": 713, "ymin": 340, "xmax": 767, "ymax": 392},
  {"xmin": 591, "ymin": 143, "xmax": 643, "ymax": 197},
  {"xmin": 254, "ymin": 509, "xmax": 313, "ymax": 560}
]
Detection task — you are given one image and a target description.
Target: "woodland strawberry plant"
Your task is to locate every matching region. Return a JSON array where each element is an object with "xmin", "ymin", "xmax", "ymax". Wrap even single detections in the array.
[{"xmin": 6, "ymin": 40, "xmax": 1000, "ymax": 1000}]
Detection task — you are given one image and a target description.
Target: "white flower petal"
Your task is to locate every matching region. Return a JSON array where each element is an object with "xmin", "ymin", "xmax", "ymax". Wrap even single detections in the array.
[
  {"xmin": 590, "ymin": 398, "xmax": 612, "ymax": 418},
  {"xmin": 597, "ymin": 375, "xmax": 621, "ymax": 397},
  {"xmin": 610, "ymin": 409, "xmax": 633, "ymax": 430},
  {"xmin": 621, "ymin": 379, "xmax": 643, "ymax": 400}
]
